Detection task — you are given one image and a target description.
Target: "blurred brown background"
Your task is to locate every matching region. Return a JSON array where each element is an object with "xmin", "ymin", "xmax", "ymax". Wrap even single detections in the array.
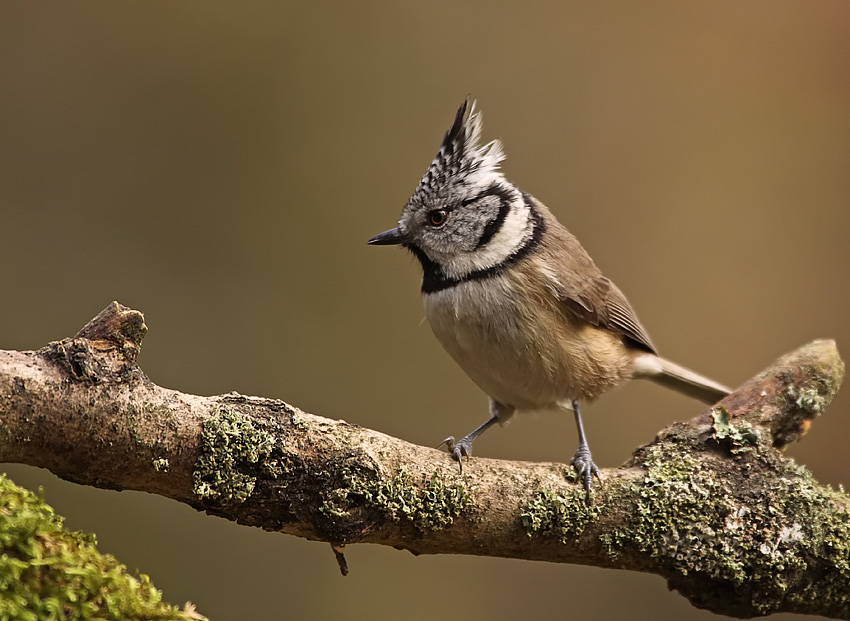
[{"xmin": 1, "ymin": 2, "xmax": 848, "ymax": 619}]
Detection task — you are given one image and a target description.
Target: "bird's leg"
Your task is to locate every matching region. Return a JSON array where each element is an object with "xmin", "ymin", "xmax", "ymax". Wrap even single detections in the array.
[
  {"xmin": 569, "ymin": 400, "xmax": 601, "ymax": 498},
  {"xmin": 439, "ymin": 417, "xmax": 496, "ymax": 473},
  {"xmin": 440, "ymin": 400, "xmax": 513, "ymax": 473}
]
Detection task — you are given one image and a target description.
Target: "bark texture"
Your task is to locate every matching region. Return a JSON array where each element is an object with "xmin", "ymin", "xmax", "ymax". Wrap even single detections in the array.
[{"xmin": 0, "ymin": 302, "xmax": 847, "ymax": 618}]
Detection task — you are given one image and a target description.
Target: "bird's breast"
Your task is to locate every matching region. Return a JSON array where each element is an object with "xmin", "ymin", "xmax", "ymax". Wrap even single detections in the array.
[
  {"xmin": 421, "ymin": 268, "xmax": 634, "ymax": 409},
  {"xmin": 422, "ymin": 275, "xmax": 571, "ymax": 409}
]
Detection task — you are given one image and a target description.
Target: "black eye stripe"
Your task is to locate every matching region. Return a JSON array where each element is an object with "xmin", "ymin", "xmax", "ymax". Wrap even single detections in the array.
[
  {"xmin": 475, "ymin": 200, "xmax": 511, "ymax": 250},
  {"xmin": 461, "ymin": 182, "xmax": 510, "ymax": 207},
  {"xmin": 471, "ymin": 184, "xmax": 515, "ymax": 250}
]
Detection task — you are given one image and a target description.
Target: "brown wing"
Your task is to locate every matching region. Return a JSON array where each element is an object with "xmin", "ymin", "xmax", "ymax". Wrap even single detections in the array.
[
  {"xmin": 556, "ymin": 274, "xmax": 658, "ymax": 355},
  {"xmin": 527, "ymin": 195, "xmax": 658, "ymax": 354}
]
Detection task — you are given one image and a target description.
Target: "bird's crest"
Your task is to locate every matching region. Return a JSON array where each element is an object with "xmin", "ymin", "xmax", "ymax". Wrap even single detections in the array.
[{"xmin": 414, "ymin": 98, "xmax": 505, "ymax": 200}]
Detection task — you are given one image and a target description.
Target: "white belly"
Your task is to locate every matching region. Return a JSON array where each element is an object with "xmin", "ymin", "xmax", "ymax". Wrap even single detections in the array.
[{"xmin": 422, "ymin": 277, "xmax": 580, "ymax": 410}]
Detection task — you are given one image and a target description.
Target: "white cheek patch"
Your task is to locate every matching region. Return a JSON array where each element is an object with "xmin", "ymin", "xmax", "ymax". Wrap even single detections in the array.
[{"xmin": 440, "ymin": 195, "xmax": 532, "ymax": 280}]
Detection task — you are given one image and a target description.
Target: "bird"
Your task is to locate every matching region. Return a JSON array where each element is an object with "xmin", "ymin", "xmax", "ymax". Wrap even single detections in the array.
[{"xmin": 368, "ymin": 98, "xmax": 732, "ymax": 494}]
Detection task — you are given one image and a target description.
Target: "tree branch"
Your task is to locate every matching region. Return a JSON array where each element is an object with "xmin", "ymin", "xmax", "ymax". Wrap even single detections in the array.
[{"xmin": 0, "ymin": 302, "xmax": 847, "ymax": 618}]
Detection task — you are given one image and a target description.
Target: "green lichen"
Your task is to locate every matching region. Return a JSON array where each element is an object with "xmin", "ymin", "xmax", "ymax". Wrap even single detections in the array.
[
  {"xmin": 0, "ymin": 474, "xmax": 204, "ymax": 620},
  {"xmin": 192, "ymin": 406, "xmax": 278, "ymax": 504},
  {"xmin": 771, "ymin": 462, "xmax": 850, "ymax": 612},
  {"xmin": 521, "ymin": 482, "xmax": 601, "ymax": 542},
  {"xmin": 290, "ymin": 413, "xmax": 308, "ymax": 430},
  {"xmin": 785, "ymin": 354, "xmax": 845, "ymax": 419},
  {"xmin": 711, "ymin": 406, "xmax": 759, "ymax": 453},
  {"xmin": 322, "ymin": 468, "xmax": 474, "ymax": 532},
  {"xmin": 584, "ymin": 441, "xmax": 850, "ymax": 616},
  {"xmin": 152, "ymin": 459, "xmax": 169, "ymax": 472},
  {"xmin": 786, "ymin": 384, "xmax": 826, "ymax": 416},
  {"xmin": 608, "ymin": 445, "xmax": 749, "ymax": 580}
]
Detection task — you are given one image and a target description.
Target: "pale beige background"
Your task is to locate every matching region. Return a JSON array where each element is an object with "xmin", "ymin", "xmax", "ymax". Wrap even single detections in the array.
[{"xmin": 1, "ymin": 3, "xmax": 848, "ymax": 619}]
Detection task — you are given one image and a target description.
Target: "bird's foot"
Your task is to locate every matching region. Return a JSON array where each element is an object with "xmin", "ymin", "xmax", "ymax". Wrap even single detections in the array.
[
  {"xmin": 570, "ymin": 444, "xmax": 601, "ymax": 500},
  {"xmin": 438, "ymin": 435, "xmax": 473, "ymax": 473}
]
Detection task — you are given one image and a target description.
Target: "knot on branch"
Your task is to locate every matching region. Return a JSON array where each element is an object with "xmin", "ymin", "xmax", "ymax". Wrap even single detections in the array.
[
  {"xmin": 41, "ymin": 301, "xmax": 148, "ymax": 383},
  {"xmin": 74, "ymin": 301, "xmax": 147, "ymax": 358}
]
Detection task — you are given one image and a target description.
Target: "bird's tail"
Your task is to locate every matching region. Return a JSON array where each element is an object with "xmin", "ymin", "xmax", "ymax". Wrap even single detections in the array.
[{"xmin": 634, "ymin": 355, "xmax": 732, "ymax": 404}]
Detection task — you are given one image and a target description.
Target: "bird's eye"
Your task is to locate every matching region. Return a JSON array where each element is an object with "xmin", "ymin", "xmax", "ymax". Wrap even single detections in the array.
[{"xmin": 428, "ymin": 209, "xmax": 448, "ymax": 227}]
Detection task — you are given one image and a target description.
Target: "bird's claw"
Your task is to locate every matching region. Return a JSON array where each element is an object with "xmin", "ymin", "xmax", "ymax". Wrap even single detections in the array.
[
  {"xmin": 438, "ymin": 435, "xmax": 472, "ymax": 473},
  {"xmin": 570, "ymin": 444, "xmax": 601, "ymax": 500}
]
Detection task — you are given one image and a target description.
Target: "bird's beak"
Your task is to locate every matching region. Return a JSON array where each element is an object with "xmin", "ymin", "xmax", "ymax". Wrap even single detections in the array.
[{"xmin": 367, "ymin": 227, "xmax": 405, "ymax": 246}]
